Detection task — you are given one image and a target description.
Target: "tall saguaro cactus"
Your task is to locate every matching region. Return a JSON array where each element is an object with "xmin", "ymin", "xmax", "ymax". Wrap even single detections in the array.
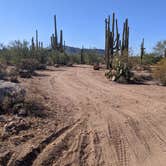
[
  {"xmin": 80, "ymin": 46, "xmax": 85, "ymax": 64},
  {"xmin": 140, "ymin": 38, "xmax": 145, "ymax": 64},
  {"xmin": 36, "ymin": 30, "xmax": 39, "ymax": 50},
  {"xmin": 50, "ymin": 15, "xmax": 64, "ymax": 52},
  {"xmin": 121, "ymin": 19, "xmax": 129, "ymax": 58},
  {"xmin": 60, "ymin": 30, "xmax": 63, "ymax": 52},
  {"xmin": 31, "ymin": 37, "xmax": 35, "ymax": 51},
  {"xmin": 105, "ymin": 13, "xmax": 129, "ymax": 69},
  {"xmin": 105, "ymin": 13, "xmax": 121, "ymax": 69},
  {"xmin": 54, "ymin": 15, "xmax": 58, "ymax": 49}
]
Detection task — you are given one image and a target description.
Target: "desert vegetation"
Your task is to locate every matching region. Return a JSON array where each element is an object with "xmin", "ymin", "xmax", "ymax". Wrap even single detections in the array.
[{"xmin": 0, "ymin": 8, "xmax": 166, "ymax": 166}]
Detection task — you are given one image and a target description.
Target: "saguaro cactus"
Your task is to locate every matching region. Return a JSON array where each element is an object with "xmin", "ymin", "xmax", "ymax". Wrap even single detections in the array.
[
  {"xmin": 105, "ymin": 13, "xmax": 121, "ymax": 69},
  {"xmin": 121, "ymin": 19, "xmax": 129, "ymax": 58},
  {"xmin": 164, "ymin": 48, "xmax": 166, "ymax": 58},
  {"xmin": 80, "ymin": 46, "xmax": 85, "ymax": 64},
  {"xmin": 140, "ymin": 38, "xmax": 145, "ymax": 64},
  {"xmin": 36, "ymin": 30, "xmax": 39, "ymax": 50},
  {"xmin": 50, "ymin": 15, "xmax": 64, "ymax": 52},
  {"xmin": 41, "ymin": 42, "xmax": 43, "ymax": 49},
  {"xmin": 31, "ymin": 37, "xmax": 35, "ymax": 51},
  {"xmin": 59, "ymin": 30, "xmax": 63, "ymax": 52},
  {"xmin": 105, "ymin": 13, "xmax": 129, "ymax": 69},
  {"xmin": 54, "ymin": 15, "xmax": 58, "ymax": 49}
]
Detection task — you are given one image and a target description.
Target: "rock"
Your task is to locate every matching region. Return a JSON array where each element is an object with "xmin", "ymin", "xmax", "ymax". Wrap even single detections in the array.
[
  {"xmin": 10, "ymin": 76, "xmax": 19, "ymax": 83},
  {"xmin": 0, "ymin": 81, "xmax": 26, "ymax": 111},
  {"xmin": 66, "ymin": 63, "xmax": 73, "ymax": 67},
  {"xmin": 54, "ymin": 64, "xmax": 60, "ymax": 68},
  {"xmin": 93, "ymin": 63, "xmax": 100, "ymax": 70},
  {"xmin": 12, "ymin": 103, "xmax": 24, "ymax": 114},
  {"xmin": 17, "ymin": 109, "xmax": 27, "ymax": 117},
  {"xmin": 19, "ymin": 69, "xmax": 31, "ymax": 78},
  {"xmin": 0, "ymin": 151, "xmax": 12, "ymax": 166},
  {"xmin": 111, "ymin": 76, "xmax": 116, "ymax": 81},
  {"xmin": 0, "ymin": 116, "xmax": 7, "ymax": 122},
  {"xmin": 2, "ymin": 118, "xmax": 30, "ymax": 137},
  {"xmin": 117, "ymin": 76, "xmax": 128, "ymax": 84},
  {"xmin": 36, "ymin": 64, "xmax": 47, "ymax": 70}
]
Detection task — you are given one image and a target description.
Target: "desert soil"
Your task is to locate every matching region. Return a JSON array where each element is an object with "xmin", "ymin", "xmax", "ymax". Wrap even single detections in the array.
[{"xmin": 1, "ymin": 65, "xmax": 166, "ymax": 166}]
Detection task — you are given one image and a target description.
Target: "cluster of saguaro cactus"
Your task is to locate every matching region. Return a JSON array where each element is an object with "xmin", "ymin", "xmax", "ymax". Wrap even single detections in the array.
[
  {"xmin": 50, "ymin": 15, "xmax": 64, "ymax": 52},
  {"xmin": 31, "ymin": 30, "xmax": 43, "ymax": 51},
  {"xmin": 105, "ymin": 13, "xmax": 129, "ymax": 69},
  {"xmin": 140, "ymin": 38, "xmax": 145, "ymax": 64}
]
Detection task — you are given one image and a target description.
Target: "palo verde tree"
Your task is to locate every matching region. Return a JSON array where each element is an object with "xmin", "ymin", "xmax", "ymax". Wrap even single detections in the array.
[{"xmin": 153, "ymin": 40, "xmax": 166, "ymax": 57}]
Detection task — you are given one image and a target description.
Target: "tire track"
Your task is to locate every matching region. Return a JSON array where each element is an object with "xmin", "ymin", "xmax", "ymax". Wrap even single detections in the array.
[{"xmin": 8, "ymin": 119, "xmax": 81, "ymax": 166}]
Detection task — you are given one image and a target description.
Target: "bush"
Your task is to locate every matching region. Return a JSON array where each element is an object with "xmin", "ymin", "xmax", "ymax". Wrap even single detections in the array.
[
  {"xmin": 0, "ymin": 63, "xmax": 7, "ymax": 80},
  {"xmin": 142, "ymin": 54, "xmax": 162, "ymax": 65},
  {"xmin": 153, "ymin": 58, "xmax": 166, "ymax": 85},
  {"xmin": 17, "ymin": 59, "xmax": 39, "ymax": 73}
]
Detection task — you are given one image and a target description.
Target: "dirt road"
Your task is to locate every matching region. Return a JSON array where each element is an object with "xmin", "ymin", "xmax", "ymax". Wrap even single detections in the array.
[{"xmin": 6, "ymin": 65, "xmax": 166, "ymax": 166}]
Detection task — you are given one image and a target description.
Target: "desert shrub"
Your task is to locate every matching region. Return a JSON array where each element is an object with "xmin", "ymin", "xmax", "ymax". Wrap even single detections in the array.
[
  {"xmin": 0, "ymin": 63, "xmax": 7, "ymax": 80},
  {"xmin": 47, "ymin": 50, "xmax": 70, "ymax": 65},
  {"xmin": 152, "ymin": 58, "xmax": 166, "ymax": 85},
  {"xmin": 7, "ymin": 67, "xmax": 19, "ymax": 83},
  {"xmin": 70, "ymin": 54, "xmax": 81, "ymax": 64},
  {"xmin": 128, "ymin": 56, "xmax": 140, "ymax": 67},
  {"xmin": 128, "ymin": 54, "xmax": 162, "ymax": 68},
  {"xmin": 84, "ymin": 52, "xmax": 102, "ymax": 65},
  {"xmin": 17, "ymin": 58, "xmax": 39, "ymax": 74},
  {"xmin": 142, "ymin": 54, "xmax": 162, "ymax": 65}
]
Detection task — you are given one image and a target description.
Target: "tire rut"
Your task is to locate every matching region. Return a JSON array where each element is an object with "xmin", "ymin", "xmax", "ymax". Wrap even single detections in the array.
[{"xmin": 8, "ymin": 120, "xmax": 81, "ymax": 166}]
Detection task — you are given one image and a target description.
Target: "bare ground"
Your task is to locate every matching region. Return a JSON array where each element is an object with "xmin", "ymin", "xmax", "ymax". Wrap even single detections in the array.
[{"xmin": 1, "ymin": 65, "xmax": 166, "ymax": 166}]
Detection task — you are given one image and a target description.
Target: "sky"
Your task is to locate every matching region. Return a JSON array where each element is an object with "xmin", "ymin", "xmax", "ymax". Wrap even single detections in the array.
[{"xmin": 0, "ymin": 0, "xmax": 166, "ymax": 54}]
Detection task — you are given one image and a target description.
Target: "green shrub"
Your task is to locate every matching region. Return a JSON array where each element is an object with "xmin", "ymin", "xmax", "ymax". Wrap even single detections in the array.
[
  {"xmin": 17, "ymin": 59, "xmax": 39, "ymax": 74},
  {"xmin": 153, "ymin": 58, "xmax": 166, "ymax": 85},
  {"xmin": 0, "ymin": 63, "xmax": 7, "ymax": 80}
]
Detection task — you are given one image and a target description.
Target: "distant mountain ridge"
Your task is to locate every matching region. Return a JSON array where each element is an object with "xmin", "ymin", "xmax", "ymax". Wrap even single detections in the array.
[{"xmin": 65, "ymin": 46, "xmax": 104, "ymax": 55}]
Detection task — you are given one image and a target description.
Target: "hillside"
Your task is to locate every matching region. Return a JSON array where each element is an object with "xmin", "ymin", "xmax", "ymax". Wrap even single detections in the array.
[{"xmin": 65, "ymin": 46, "xmax": 105, "ymax": 55}]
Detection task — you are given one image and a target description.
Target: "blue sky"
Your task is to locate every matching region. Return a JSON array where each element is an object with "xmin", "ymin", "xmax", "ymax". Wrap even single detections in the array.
[{"xmin": 0, "ymin": 0, "xmax": 166, "ymax": 54}]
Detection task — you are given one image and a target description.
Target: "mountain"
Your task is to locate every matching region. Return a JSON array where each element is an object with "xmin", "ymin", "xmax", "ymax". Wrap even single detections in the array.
[{"xmin": 65, "ymin": 46, "xmax": 104, "ymax": 55}]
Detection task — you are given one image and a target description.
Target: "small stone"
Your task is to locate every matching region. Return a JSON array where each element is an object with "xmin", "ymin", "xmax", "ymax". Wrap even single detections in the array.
[
  {"xmin": 0, "ymin": 116, "xmax": 6, "ymax": 122},
  {"xmin": 111, "ymin": 76, "xmax": 116, "ymax": 81},
  {"xmin": 93, "ymin": 63, "xmax": 100, "ymax": 70},
  {"xmin": 18, "ymin": 109, "xmax": 27, "ymax": 117}
]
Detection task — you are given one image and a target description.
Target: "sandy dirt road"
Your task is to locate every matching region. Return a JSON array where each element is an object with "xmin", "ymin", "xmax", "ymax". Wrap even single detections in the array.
[{"xmin": 6, "ymin": 65, "xmax": 166, "ymax": 166}]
